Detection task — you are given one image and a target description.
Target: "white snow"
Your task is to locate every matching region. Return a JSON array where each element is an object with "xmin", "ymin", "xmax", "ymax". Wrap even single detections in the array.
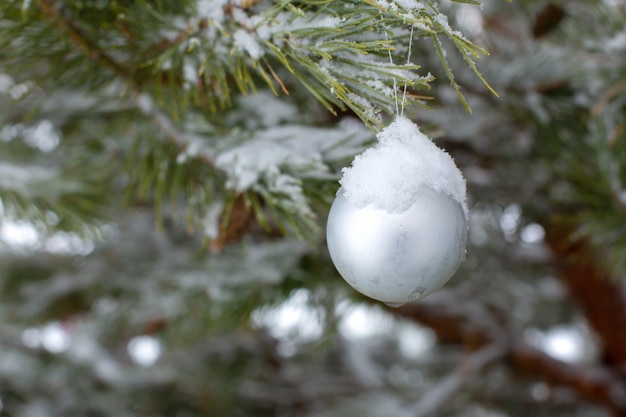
[
  {"xmin": 1, "ymin": 121, "xmax": 60, "ymax": 152},
  {"xmin": 262, "ymin": 12, "xmax": 341, "ymax": 38},
  {"xmin": 40, "ymin": 322, "xmax": 71, "ymax": 353},
  {"xmin": 183, "ymin": 59, "xmax": 199, "ymax": 85},
  {"xmin": 347, "ymin": 92, "xmax": 381, "ymax": 125},
  {"xmin": 338, "ymin": 303, "xmax": 393, "ymax": 339},
  {"xmin": 0, "ymin": 163, "xmax": 58, "ymax": 195},
  {"xmin": 21, "ymin": 323, "xmax": 71, "ymax": 354},
  {"xmin": 232, "ymin": 91, "xmax": 297, "ymax": 128},
  {"xmin": 377, "ymin": 0, "xmax": 398, "ymax": 11},
  {"xmin": 214, "ymin": 120, "xmax": 372, "ymax": 218},
  {"xmin": 44, "ymin": 231, "xmax": 95, "ymax": 255},
  {"xmin": 0, "ymin": 220, "xmax": 40, "ymax": 249},
  {"xmin": 605, "ymin": 30, "xmax": 626, "ymax": 51},
  {"xmin": 215, "ymin": 122, "xmax": 372, "ymax": 191},
  {"xmin": 525, "ymin": 325, "xmax": 594, "ymax": 364},
  {"xmin": 251, "ymin": 288, "xmax": 324, "ymax": 356},
  {"xmin": 339, "ymin": 116, "xmax": 467, "ymax": 217},
  {"xmin": 0, "ymin": 73, "xmax": 14, "ymax": 93},
  {"xmin": 433, "ymin": 13, "xmax": 467, "ymax": 41},
  {"xmin": 456, "ymin": 4, "xmax": 484, "ymax": 36},
  {"xmin": 520, "ymin": 223, "xmax": 545, "ymax": 244},
  {"xmin": 136, "ymin": 93, "xmax": 153, "ymax": 113},
  {"xmin": 127, "ymin": 335, "xmax": 161, "ymax": 366},
  {"xmin": 393, "ymin": 0, "xmax": 425, "ymax": 11},
  {"xmin": 233, "ymin": 29, "xmax": 264, "ymax": 60},
  {"xmin": 201, "ymin": 200, "xmax": 224, "ymax": 240},
  {"xmin": 197, "ymin": 0, "xmax": 228, "ymax": 27},
  {"xmin": 8, "ymin": 82, "xmax": 31, "ymax": 100},
  {"xmin": 0, "ymin": 218, "xmax": 95, "ymax": 255},
  {"xmin": 216, "ymin": 136, "xmax": 323, "ymax": 191}
]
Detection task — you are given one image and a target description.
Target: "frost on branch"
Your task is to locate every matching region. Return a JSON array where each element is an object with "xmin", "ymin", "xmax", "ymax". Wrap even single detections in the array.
[{"xmin": 215, "ymin": 116, "xmax": 373, "ymax": 218}]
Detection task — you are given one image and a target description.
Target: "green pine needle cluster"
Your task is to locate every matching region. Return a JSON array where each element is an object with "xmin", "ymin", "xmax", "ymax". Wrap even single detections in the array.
[{"xmin": 0, "ymin": 0, "xmax": 494, "ymax": 245}]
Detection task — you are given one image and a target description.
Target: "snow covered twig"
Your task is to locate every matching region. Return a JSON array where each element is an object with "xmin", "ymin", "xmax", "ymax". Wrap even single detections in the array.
[{"xmin": 134, "ymin": 93, "xmax": 215, "ymax": 165}]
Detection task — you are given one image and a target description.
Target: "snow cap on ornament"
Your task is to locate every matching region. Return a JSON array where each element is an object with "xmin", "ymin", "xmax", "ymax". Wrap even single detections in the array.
[{"xmin": 326, "ymin": 117, "xmax": 469, "ymax": 307}]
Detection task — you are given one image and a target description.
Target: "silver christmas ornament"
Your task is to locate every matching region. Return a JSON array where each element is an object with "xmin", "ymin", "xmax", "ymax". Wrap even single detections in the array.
[
  {"xmin": 326, "ymin": 117, "xmax": 469, "ymax": 307},
  {"xmin": 327, "ymin": 189, "xmax": 467, "ymax": 307}
]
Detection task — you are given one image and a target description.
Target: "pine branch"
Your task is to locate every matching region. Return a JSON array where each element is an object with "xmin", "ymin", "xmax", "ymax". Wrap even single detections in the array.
[
  {"xmin": 134, "ymin": 93, "xmax": 215, "ymax": 165},
  {"xmin": 2, "ymin": 0, "xmax": 496, "ymax": 243},
  {"xmin": 0, "ymin": 152, "xmax": 111, "ymax": 230},
  {"xmin": 39, "ymin": 0, "xmax": 129, "ymax": 79},
  {"xmin": 15, "ymin": 0, "xmax": 494, "ymax": 123}
]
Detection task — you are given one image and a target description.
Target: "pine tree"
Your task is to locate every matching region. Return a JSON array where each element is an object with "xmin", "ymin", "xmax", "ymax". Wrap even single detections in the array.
[{"xmin": 1, "ymin": 1, "xmax": 626, "ymax": 416}]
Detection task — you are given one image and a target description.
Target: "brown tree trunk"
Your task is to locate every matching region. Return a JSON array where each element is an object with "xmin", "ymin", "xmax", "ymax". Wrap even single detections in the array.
[{"xmin": 546, "ymin": 225, "xmax": 626, "ymax": 368}]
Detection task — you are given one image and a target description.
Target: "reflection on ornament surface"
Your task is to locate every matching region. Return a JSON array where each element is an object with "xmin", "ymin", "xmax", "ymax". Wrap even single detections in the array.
[{"xmin": 327, "ymin": 189, "xmax": 468, "ymax": 307}]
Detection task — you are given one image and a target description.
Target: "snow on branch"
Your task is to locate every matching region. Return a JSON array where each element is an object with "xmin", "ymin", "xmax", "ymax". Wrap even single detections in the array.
[{"xmin": 135, "ymin": 93, "xmax": 215, "ymax": 165}]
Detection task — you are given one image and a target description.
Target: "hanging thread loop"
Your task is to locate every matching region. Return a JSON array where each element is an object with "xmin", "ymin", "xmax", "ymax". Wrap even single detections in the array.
[
  {"xmin": 380, "ymin": 9, "xmax": 416, "ymax": 119},
  {"xmin": 400, "ymin": 24, "xmax": 415, "ymax": 118},
  {"xmin": 380, "ymin": 10, "xmax": 400, "ymax": 117}
]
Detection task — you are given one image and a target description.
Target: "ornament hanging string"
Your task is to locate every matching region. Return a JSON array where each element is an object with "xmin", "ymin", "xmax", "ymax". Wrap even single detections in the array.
[
  {"xmin": 400, "ymin": 24, "xmax": 415, "ymax": 118},
  {"xmin": 380, "ymin": 9, "xmax": 399, "ymax": 116},
  {"xmin": 379, "ymin": 11, "xmax": 416, "ymax": 118}
]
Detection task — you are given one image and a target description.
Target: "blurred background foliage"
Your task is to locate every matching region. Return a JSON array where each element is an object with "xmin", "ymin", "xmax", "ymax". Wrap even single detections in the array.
[{"xmin": 1, "ymin": 0, "xmax": 626, "ymax": 416}]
